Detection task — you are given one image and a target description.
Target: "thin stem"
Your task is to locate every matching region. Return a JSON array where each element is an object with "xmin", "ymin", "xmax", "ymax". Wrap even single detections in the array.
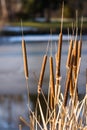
[
  {"xmin": 67, "ymin": 28, "xmax": 69, "ymax": 43},
  {"xmin": 75, "ymin": 10, "xmax": 78, "ymax": 41},
  {"xmin": 61, "ymin": 1, "xmax": 64, "ymax": 33},
  {"xmin": 80, "ymin": 16, "xmax": 83, "ymax": 41},
  {"xmin": 26, "ymin": 78, "xmax": 30, "ymax": 107},
  {"xmin": 21, "ymin": 19, "xmax": 24, "ymax": 39},
  {"xmin": 46, "ymin": 40, "xmax": 50, "ymax": 56},
  {"xmin": 50, "ymin": 28, "xmax": 52, "ymax": 57}
]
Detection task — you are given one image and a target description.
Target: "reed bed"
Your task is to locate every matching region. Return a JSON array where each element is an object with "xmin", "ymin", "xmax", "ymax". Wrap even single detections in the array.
[{"xmin": 20, "ymin": 6, "xmax": 87, "ymax": 130}]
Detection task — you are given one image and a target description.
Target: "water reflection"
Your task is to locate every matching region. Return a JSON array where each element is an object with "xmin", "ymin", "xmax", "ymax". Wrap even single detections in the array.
[{"xmin": 0, "ymin": 94, "xmax": 30, "ymax": 128}]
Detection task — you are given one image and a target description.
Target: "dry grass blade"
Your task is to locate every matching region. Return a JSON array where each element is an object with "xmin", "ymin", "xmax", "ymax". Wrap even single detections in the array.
[
  {"xmin": 38, "ymin": 98, "xmax": 47, "ymax": 130},
  {"xmin": 30, "ymin": 113, "xmax": 35, "ymax": 130},
  {"xmin": 58, "ymin": 119, "xmax": 62, "ymax": 130},
  {"xmin": 20, "ymin": 116, "xmax": 30, "ymax": 127}
]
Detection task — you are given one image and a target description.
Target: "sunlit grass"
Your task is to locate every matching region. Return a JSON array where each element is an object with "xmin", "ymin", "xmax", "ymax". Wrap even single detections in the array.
[{"xmin": 10, "ymin": 20, "xmax": 87, "ymax": 29}]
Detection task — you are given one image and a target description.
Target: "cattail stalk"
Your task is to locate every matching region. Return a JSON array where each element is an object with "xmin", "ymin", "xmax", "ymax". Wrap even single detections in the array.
[
  {"xmin": 73, "ymin": 40, "xmax": 79, "ymax": 103},
  {"xmin": 72, "ymin": 58, "xmax": 81, "ymax": 107},
  {"xmin": 63, "ymin": 66, "xmax": 72, "ymax": 106},
  {"xmin": 73, "ymin": 40, "xmax": 78, "ymax": 69},
  {"xmin": 63, "ymin": 49, "xmax": 73, "ymax": 106},
  {"xmin": 55, "ymin": 2, "xmax": 64, "ymax": 101},
  {"xmin": 37, "ymin": 55, "xmax": 47, "ymax": 94},
  {"xmin": 56, "ymin": 32, "xmax": 62, "ymax": 77},
  {"xmin": 66, "ymin": 39, "xmax": 73, "ymax": 97},
  {"xmin": 66, "ymin": 39, "xmax": 73, "ymax": 68},
  {"xmin": 22, "ymin": 39, "xmax": 29, "ymax": 79},
  {"xmin": 49, "ymin": 56, "xmax": 55, "ymax": 109},
  {"xmin": 55, "ymin": 33, "xmax": 62, "ymax": 102}
]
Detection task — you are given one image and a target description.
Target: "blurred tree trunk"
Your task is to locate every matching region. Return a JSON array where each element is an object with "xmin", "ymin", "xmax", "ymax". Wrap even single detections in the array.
[{"xmin": 1, "ymin": 0, "xmax": 8, "ymax": 21}]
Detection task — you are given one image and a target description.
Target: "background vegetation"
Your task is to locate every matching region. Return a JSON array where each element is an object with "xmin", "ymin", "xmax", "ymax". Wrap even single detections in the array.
[{"xmin": 0, "ymin": 0, "xmax": 87, "ymax": 23}]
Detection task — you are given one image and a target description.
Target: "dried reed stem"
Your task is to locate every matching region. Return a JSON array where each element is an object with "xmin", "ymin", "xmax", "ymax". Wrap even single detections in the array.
[
  {"xmin": 38, "ymin": 55, "xmax": 47, "ymax": 94},
  {"xmin": 38, "ymin": 98, "xmax": 47, "ymax": 130},
  {"xmin": 20, "ymin": 116, "xmax": 30, "ymax": 127},
  {"xmin": 19, "ymin": 124, "xmax": 22, "ymax": 130},
  {"xmin": 28, "ymin": 106, "xmax": 43, "ymax": 130},
  {"xmin": 30, "ymin": 113, "xmax": 35, "ymax": 130},
  {"xmin": 58, "ymin": 119, "xmax": 62, "ymax": 130},
  {"xmin": 61, "ymin": 2, "xmax": 64, "ymax": 33}
]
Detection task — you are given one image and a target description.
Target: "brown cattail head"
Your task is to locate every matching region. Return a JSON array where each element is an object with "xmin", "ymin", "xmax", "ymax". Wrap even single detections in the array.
[
  {"xmin": 78, "ymin": 40, "xmax": 82, "ymax": 58},
  {"xmin": 49, "ymin": 56, "xmax": 55, "ymax": 109},
  {"xmin": 63, "ymin": 68, "xmax": 71, "ymax": 107},
  {"xmin": 66, "ymin": 39, "xmax": 73, "ymax": 68},
  {"xmin": 56, "ymin": 32, "xmax": 62, "ymax": 77},
  {"xmin": 73, "ymin": 39, "xmax": 78, "ymax": 67},
  {"xmin": 77, "ymin": 40, "xmax": 82, "ymax": 67},
  {"xmin": 22, "ymin": 39, "xmax": 29, "ymax": 79},
  {"xmin": 64, "ymin": 49, "xmax": 74, "ymax": 107},
  {"xmin": 49, "ymin": 56, "xmax": 55, "ymax": 97},
  {"xmin": 38, "ymin": 55, "xmax": 47, "ymax": 94}
]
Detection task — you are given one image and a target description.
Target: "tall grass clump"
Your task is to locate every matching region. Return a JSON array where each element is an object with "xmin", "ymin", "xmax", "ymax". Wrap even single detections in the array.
[{"xmin": 19, "ymin": 5, "xmax": 87, "ymax": 130}]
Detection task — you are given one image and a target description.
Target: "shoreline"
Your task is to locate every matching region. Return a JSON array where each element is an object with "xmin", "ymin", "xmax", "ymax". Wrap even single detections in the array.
[{"xmin": 0, "ymin": 26, "xmax": 87, "ymax": 36}]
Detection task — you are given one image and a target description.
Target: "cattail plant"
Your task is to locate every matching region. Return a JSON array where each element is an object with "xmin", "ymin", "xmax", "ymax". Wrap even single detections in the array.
[
  {"xmin": 21, "ymin": 20, "xmax": 30, "ymax": 107},
  {"xmin": 49, "ymin": 56, "xmax": 55, "ymax": 110},
  {"xmin": 22, "ymin": 39, "xmax": 29, "ymax": 79},
  {"xmin": 66, "ymin": 39, "xmax": 73, "ymax": 68},
  {"xmin": 37, "ymin": 41, "xmax": 49, "ymax": 95},
  {"xmin": 63, "ymin": 46, "xmax": 73, "ymax": 106},
  {"xmin": 66, "ymin": 39, "xmax": 73, "ymax": 97},
  {"xmin": 19, "ymin": 6, "xmax": 87, "ymax": 130},
  {"xmin": 55, "ymin": 2, "xmax": 64, "ymax": 101},
  {"xmin": 37, "ymin": 54, "xmax": 47, "ymax": 94},
  {"xmin": 21, "ymin": 20, "xmax": 29, "ymax": 80}
]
